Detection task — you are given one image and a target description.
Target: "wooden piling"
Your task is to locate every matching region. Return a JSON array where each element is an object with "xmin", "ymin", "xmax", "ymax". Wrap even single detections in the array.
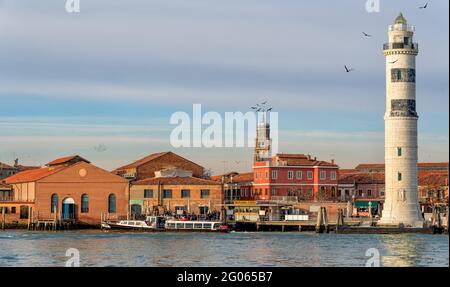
[
  {"xmin": 53, "ymin": 207, "xmax": 57, "ymax": 231},
  {"xmin": 1, "ymin": 207, "xmax": 5, "ymax": 230},
  {"xmin": 322, "ymin": 207, "xmax": 329, "ymax": 233},
  {"xmin": 315, "ymin": 207, "xmax": 323, "ymax": 233}
]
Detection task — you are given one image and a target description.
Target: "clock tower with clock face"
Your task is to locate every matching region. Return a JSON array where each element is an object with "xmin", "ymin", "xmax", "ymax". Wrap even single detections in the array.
[{"xmin": 379, "ymin": 13, "xmax": 424, "ymax": 228}]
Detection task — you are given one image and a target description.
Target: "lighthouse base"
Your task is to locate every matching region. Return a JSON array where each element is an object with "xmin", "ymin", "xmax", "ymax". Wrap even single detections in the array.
[{"xmin": 378, "ymin": 205, "xmax": 425, "ymax": 228}]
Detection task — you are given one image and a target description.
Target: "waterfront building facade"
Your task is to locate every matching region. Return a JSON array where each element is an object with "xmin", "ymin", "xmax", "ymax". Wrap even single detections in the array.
[
  {"xmin": 253, "ymin": 154, "xmax": 339, "ymax": 201},
  {"xmin": 2, "ymin": 155, "xmax": 129, "ymax": 225},
  {"xmin": 129, "ymin": 171, "xmax": 222, "ymax": 218},
  {"xmin": 211, "ymin": 172, "xmax": 254, "ymax": 203},
  {"xmin": 379, "ymin": 13, "xmax": 424, "ymax": 227}
]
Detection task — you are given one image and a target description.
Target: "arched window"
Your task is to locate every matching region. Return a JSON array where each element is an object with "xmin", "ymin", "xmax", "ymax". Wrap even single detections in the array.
[
  {"xmin": 108, "ymin": 194, "xmax": 116, "ymax": 213},
  {"xmin": 331, "ymin": 187, "xmax": 336, "ymax": 197},
  {"xmin": 51, "ymin": 194, "xmax": 58, "ymax": 213},
  {"xmin": 81, "ymin": 194, "xmax": 89, "ymax": 213}
]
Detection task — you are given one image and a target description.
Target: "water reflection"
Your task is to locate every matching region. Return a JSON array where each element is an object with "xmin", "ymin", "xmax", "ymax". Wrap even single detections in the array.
[{"xmin": 0, "ymin": 231, "xmax": 448, "ymax": 267}]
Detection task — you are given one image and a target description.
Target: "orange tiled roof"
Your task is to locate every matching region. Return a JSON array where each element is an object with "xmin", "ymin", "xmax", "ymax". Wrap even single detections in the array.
[
  {"xmin": 339, "ymin": 171, "xmax": 449, "ymax": 186},
  {"xmin": 356, "ymin": 163, "xmax": 449, "ymax": 170},
  {"xmin": 339, "ymin": 172, "xmax": 385, "ymax": 184},
  {"xmin": 355, "ymin": 164, "xmax": 385, "ymax": 170},
  {"xmin": 46, "ymin": 155, "xmax": 89, "ymax": 166},
  {"xmin": 274, "ymin": 154, "xmax": 337, "ymax": 167},
  {"xmin": 418, "ymin": 172, "xmax": 448, "ymax": 186},
  {"xmin": 114, "ymin": 151, "xmax": 204, "ymax": 172},
  {"xmin": 211, "ymin": 172, "xmax": 254, "ymax": 183},
  {"xmin": 133, "ymin": 176, "xmax": 221, "ymax": 186},
  {"xmin": 4, "ymin": 166, "xmax": 65, "ymax": 184}
]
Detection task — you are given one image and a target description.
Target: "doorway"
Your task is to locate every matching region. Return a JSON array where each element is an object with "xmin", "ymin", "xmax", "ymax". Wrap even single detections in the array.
[{"xmin": 62, "ymin": 198, "xmax": 76, "ymax": 220}]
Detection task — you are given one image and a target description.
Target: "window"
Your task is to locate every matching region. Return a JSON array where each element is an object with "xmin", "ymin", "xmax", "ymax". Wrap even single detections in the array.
[
  {"xmin": 397, "ymin": 147, "xmax": 402, "ymax": 157},
  {"xmin": 51, "ymin": 193, "xmax": 58, "ymax": 213},
  {"xmin": 200, "ymin": 190, "xmax": 210, "ymax": 199},
  {"xmin": 287, "ymin": 171, "xmax": 293, "ymax": 180},
  {"xmin": 144, "ymin": 189, "xmax": 153, "ymax": 198},
  {"xmin": 398, "ymin": 172, "xmax": 402, "ymax": 181},
  {"xmin": 330, "ymin": 171, "xmax": 337, "ymax": 180},
  {"xmin": 20, "ymin": 205, "xmax": 29, "ymax": 219},
  {"xmin": 272, "ymin": 170, "xmax": 278, "ymax": 180},
  {"xmin": 255, "ymin": 172, "xmax": 258, "ymax": 179},
  {"xmin": 163, "ymin": 189, "xmax": 172, "ymax": 199},
  {"xmin": 296, "ymin": 171, "xmax": 302, "ymax": 180},
  {"xmin": 265, "ymin": 171, "xmax": 269, "ymax": 179},
  {"xmin": 287, "ymin": 188, "xmax": 293, "ymax": 196},
  {"xmin": 307, "ymin": 171, "xmax": 313, "ymax": 180},
  {"xmin": 271, "ymin": 188, "xmax": 277, "ymax": 196},
  {"xmin": 403, "ymin": 37, "xmax": 409, "ymax": 45},
  {"xmin": 108, "ymin": 194, "xmax": 116, "ymax": 213},
  {"xmin": 320, "ymin": 171, "xmax": 326, "ymax": 180},
  {"xmin": 367, "ymin": 190, "xmax": 372, "ymax": 197},
  {"xmin": 358, "ymin": 190, "xmax": 363, "ymax": 197},
  {"xmin": 331, "ymin": 187, "xmax": 336, "ymax": 197},
  {"xmin": 81, "ymin": 194, "xmax": 89, "ymax": 213},
  {"xmin": 11, "ymin": 207, "xmax": 16, "ymax": 214},
  {"xmin": 181, "ymin": 189, "xmax": 190, "ymax": 198}
]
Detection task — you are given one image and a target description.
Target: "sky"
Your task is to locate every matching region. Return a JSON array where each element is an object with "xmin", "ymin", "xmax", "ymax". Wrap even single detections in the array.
[{"xmin": 0, "ymin": 0, "xmax": 448, "ymax": 174}]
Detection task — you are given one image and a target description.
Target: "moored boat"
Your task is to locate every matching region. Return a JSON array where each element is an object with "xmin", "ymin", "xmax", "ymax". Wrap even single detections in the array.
[
  {"xmin": 165, "ymin": 220, "xmax": 229, "ymax": 232},
  {"xmin": 103, "ymin": 216, "xmax": 165, "ymax": 231}
]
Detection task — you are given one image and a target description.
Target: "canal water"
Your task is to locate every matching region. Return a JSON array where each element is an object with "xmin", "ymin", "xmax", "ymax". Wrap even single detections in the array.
[{"xmin": 0, "ymin": 230, "xmax": 448, "ymax": 267}]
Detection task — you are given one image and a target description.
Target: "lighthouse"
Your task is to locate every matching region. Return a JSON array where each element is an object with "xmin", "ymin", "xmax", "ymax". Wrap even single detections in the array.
[{"xmin": 378, "ymin": 13, "xmax": 424, "ymax": 228}]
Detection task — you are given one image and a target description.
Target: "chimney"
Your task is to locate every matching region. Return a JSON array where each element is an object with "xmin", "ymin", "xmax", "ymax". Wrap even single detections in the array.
[{"xmin": 331, "ymin": 159, "xmax": 335, "ymax": 164}]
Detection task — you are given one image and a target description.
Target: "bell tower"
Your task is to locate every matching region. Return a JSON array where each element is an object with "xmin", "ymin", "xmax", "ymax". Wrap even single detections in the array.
[{"xmin": 253, "ymin": 114, "xmax": 271, "ymax": 162}]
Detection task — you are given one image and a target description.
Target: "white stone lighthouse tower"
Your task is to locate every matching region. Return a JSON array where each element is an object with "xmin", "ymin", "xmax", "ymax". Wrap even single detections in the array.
[{"xmin": 379, "ymin": 13, "xmax": 424, "ymax": 228}]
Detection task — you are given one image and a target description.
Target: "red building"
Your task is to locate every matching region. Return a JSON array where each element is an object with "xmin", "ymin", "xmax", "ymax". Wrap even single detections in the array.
[{"xmin": 253, "ymin": 154, "xmax": 339, "ymax": 201}]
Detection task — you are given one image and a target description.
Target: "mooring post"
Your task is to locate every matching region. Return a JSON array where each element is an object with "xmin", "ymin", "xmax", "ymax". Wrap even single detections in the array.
[
  {"xmin": 323, "ymin": 207, "xmax": 329, "ymax": 233},
  {"xmin": 316, "ymin": 207, "xmax": 323, "ymax": 233},
  {"xmin": 1, "ymin": 207, "xmax": 5, "ymax": 230},
  {"xmin": 53, "ymin": 207, "xmax": 57, "ymax": 231}
]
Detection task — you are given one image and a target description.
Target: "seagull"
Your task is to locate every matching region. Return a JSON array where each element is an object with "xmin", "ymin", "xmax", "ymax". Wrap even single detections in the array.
[
  {"xmin": 419, "ymin": 3, "xmax": 428, "ymax": 9},
  {"xmin": 344, "ymin": 65, "xmax": 354, "ymax": 73},
  {"xmin": 362, "ymin": 32, "xmax": 371, "ymax": 37},
  {"xmin": 389, "ymin": 59, "xmax": 398, "ymax": 64},
  {"xmin": 250, "ymin": 106, "xmax": 257, "ymax": 109},
  {"xmin": 94, "ymin": 144, "xmax": 107, "ymax": 152},
  {"xmin": 261, "ymin": 101, "xmax": 267, "ymax": 105},
  {"xmin": 266, "ymin": 108, "xmax": 273, "ymax": 112}
]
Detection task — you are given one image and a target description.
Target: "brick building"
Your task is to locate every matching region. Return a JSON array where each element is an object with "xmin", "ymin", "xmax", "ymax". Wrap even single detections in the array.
[
  {"xmin": 0, "ymin": 159, "xmax": 40, "ymax": 180},
  {"xmin": 0, "ymin": 162, "xmax": 16, "ymax": 180},
  {"xmin": 211, "ymin": 172, "xmax": 254, "ymax": 202},
  {"xmin": 130, "ymin": 172, "xmax": 222, "ymax": 218},
  {"xmin": 2, "ymin": 155, "xmax": 129, "ymax": 225},
  {"xmin": 253, "ymin": 154, "xmax": 339, "ymax": 201},
  {"xmin": 113, "ymin": 151, "xmax": 204, "ymax": 181}
]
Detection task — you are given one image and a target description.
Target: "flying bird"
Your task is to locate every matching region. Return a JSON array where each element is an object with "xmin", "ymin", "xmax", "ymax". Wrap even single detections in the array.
[
  {"xmin": 266, "ymin": 108, "xmax": 273, "ymax": 112},
  {"xmin": 362, "ymin": 32, "xmax": 371, "ymax": 37},
  {"xmin": 389, "ymin": 59, "xmax": 398, "ymax": 64},
  {"xmin": 344, "ymin": 65, "xmax": 354, "ymax": 73},
  {"xmin": 419, "ymin": 3, "xmax": 428, "ymax": 9},
  {"xmin": 261, "ymin": 101, "xmax": 267, "ymax": 105},
  {"xmin": 250, "ymin": 106, "xmax": 257, "ymax": 109}
]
